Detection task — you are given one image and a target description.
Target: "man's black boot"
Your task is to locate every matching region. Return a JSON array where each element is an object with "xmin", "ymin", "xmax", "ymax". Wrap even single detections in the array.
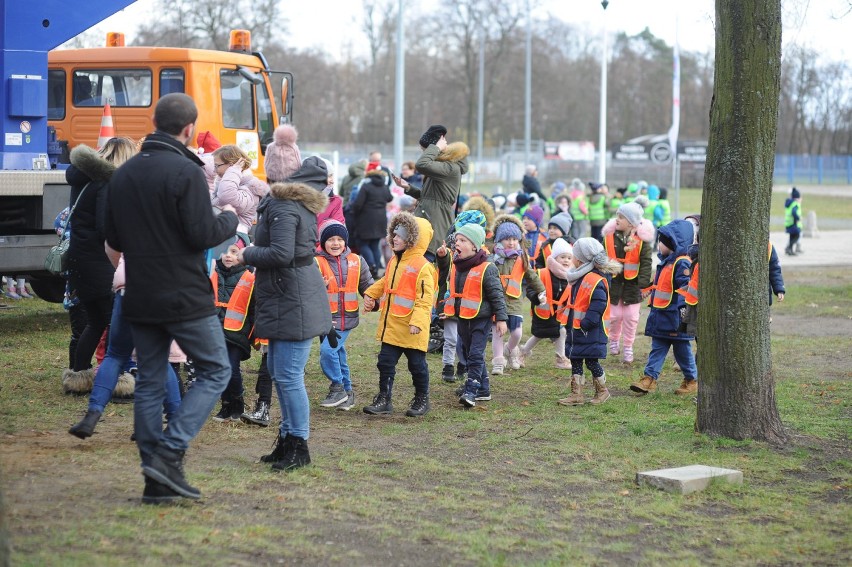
[{"xmin": 142, "ymin": 445, "xmax": 201, "ymax": 499}]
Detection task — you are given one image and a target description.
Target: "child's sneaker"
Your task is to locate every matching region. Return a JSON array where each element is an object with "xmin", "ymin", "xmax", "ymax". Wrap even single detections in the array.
[
  {"xmin": 4, "ymin": 289, "xmax": 21, "ymax": 300},
  {"xmin": 212, "ymin": 402, "xmax": 232, "ymax": 422},
  {"xmin": 456, "ymin": 362, "xmax": 467, "ymax": 382},
  {"xmin": 474, "ymin": 388, "xmax": 491, "ymax": 401},
  {"xmin": 320, "ymin": 383, "xmax": 348, "ymax": 407},
  {"xmin": 491, "ymin": 357, "xmax": 506, "ymax": 375},
  {"xmin": 337, "ymin": 390, "xmax": 356, "ymax": 411},
  {"xmin": 459, "ymin": 379, "xmax": 480, "ymax": 407},
  {"xmin": 441, "ymin": 363, "xmax": 456, "ymax": 383},
  {"xmin": 241, "ymin": 400, "xmax": 271, "ymax": 426},
  {"xmin": 509, "ymin": 347, "xmax": 524, "ymax": 370},
  {"xmin": 623, "ymin": 346, "xmax": 634, "ymax": 364},
  {"xmin": 609, "ymin": 341, "xmax": 620, "ymax": 356}
]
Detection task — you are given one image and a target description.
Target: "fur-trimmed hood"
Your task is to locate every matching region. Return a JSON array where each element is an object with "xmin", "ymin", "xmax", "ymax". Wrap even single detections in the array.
[
  {"xmin": 268, "ymin": 182, "xmax": 329, "ymax": 214},
  {"xmin": 437, "ymin": 142, "xmax": 470, "ymax": 167},
  {"xmin": 463, "ymin": 195, "xmax": 496, "ymax": 233},
  {"xmin": 387, "ymin": 212, "xmax": 432, "ymax": 261},
  {"xmin": 69, "ymin": 144, "xmax": 116, "ymax": 182},
  {"xmin": 492, "ymin": 214, "xmax": 529, "ymax": 247},
  {"xmin": 601, "ymin": 218, "xmax": 656, "ymax": 243}
]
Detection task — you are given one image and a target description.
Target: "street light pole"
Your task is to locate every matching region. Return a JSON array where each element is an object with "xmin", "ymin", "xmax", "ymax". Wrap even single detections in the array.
[
  {"xmin": 598, "ymin": 0, "xmax": 609, "ymax": 184},
  {"xmin": 524, "ymin": 0, "xmax": 532, "ymax": 166},
  {"xmin": 393, "ymin": 0, "xmax": 405, "ymax": 171},
  {"xmin": 477, "ymin": 31, "xmax": 485, "ymax": 164}
]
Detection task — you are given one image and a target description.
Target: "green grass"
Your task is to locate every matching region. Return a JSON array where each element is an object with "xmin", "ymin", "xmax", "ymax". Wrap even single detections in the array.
[{"xmin": 1, "ymin": 270, "xmax": 850, "ymax": 565}]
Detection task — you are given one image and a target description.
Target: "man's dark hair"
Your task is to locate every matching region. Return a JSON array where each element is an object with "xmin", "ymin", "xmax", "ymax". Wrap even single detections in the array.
[{"xmin": 154, "ymin": 93, "xmax": 198, "ymax": 135}]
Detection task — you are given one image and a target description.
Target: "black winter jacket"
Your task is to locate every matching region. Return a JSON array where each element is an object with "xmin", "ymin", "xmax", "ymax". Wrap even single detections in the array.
[
  {"xmin": 242, "ymin": 182, "xmax": 332, "ymax": 341},
  {"xmin": 352, "ymin": 174, "xmax": 393, "ymax": 240},
  {"xmin": 66, "ymin": 145, "xmax": 117, "ymax": 302},
  {"xmin": 105, "ymin": 131, "xmax": 238, "ymax": 323}
]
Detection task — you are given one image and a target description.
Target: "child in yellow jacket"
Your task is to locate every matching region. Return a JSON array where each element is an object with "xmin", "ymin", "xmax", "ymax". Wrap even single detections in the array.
[{"xmin": 362, "ymin": 212, "xmax": 436, "ymax": 417}]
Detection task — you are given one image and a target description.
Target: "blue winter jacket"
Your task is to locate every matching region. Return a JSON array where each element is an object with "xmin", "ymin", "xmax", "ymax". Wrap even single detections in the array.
[
  {"xmin": 645, "ymin": 219, "xmax": 694, "ymax": 341},
  {"xmin": 768, "ymin": 244, "xmax": 785, "ymax": 306},
  {"xmin": 565, "ymin": 269, "xmax": 611, "ymax": 360}
]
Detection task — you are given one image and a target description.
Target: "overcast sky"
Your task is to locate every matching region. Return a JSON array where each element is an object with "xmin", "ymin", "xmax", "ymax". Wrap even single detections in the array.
[{"xmin": 95, "ymin": 0, "xmax": 850, "ymax": 60}]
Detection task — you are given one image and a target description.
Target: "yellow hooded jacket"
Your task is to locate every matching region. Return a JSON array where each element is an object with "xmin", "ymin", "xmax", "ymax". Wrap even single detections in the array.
[{"xmin": 365, "ymin": 214, "xmax": 436, "ymax": 351}]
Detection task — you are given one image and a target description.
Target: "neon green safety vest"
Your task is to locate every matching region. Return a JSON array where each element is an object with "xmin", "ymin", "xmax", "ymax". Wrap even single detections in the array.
[
  {"xmin": 588, "ymin": 195, "xmax": 607, "ymax": 222},
  {"xmin": 608, "ymin": 197, "xmax": 624, "ymax": 217},
  {"xmin": 657, "ymin": 199, "xmax": 671, "ymax": 227},
  {"xmin": 644, "ymin": 198, "xmax": 659, "ymax": 221},
  {"xmin": 570, "ymin": 194, "xmax": 589, "ymax": 221},
  {"xmin": 785, "ymin": 201, "xmax": 802, "ymax": 229}
]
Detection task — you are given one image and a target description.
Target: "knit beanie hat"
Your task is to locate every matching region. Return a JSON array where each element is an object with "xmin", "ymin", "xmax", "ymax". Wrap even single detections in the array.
[
  {"xmin": 633, "ymin": 195, "xmax": 650, "ymax": 210},
  {"xmin": 515, "ymin": 192, "xmax": 530, "ymax": 209},
  {"xmin": 495, "ymin": 221, "xmax": 523, "ymax": 243},
  {"xmin": 572, "ymin": 237, "xmax": 607, "ymax": 265},
  {"xmin": 551, "ymin": 237, "xmax": 573, "ymax": 259},
  {"xmin": 196, "ymin": 131, "xmax": 221, "ymax": 155},
  {"xmin": 791, "ymin": 187, "xmax": 801, "ymax": 199},
  {"xmin": 419, "ymin": 125, "xmax": 447, "ymax": 149},
  {"xmin": 287, "ymin": 156, "xmax": 328, "ymax": 191},
  {"xmin": 522, "ymin": 205, "xmax": 544, "ymax": 228},
  {"xmin": 617, "ymin": 202, "xmax": 644, "ymax": 227},
  {"xmin": 319, "ymin": 219, "xmax": 349, "ymax": 248},
  {"xmin": 547, "ymin": 212, "xmax": 573, "ymax": 237},
  {"xmin": 455, "ymin": 224, "xmax": 486, "ymax": 251},
  {"xmin": 454, "ymin": 210, "xmax": 487, "ymax": 231}
]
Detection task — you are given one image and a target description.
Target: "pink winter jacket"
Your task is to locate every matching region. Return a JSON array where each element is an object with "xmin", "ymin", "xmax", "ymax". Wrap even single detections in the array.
[{"xmin": 212, "ymin": 166, "xmax": 270, "ymax": 233}]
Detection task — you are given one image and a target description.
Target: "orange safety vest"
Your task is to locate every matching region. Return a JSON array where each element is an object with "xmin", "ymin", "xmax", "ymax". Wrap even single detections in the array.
[
  {"xmin": 444, "ymin": 262, "xmax": 490, "ymax": 319},
  {"xmin": 676, "ymin": 262, "xmax": 699, "ymax": 306},
  {"xmin": 533, "ymin": 268, "xmax": 573, "ymax": 322},
  {"xmin": 381, "ymin": 255, "xmax": 431, "ymax": 317},
  {"xmin": 315, "ymin": 255, "xmax": 361, "ymax": 314},
  {"xmin": 569, "ymin": 272, "xmax": 611, "ymax": 335},
  {"xmin": 531, "ymin": 233, "xmax": 547, "ymax": 265},
  {"xmin": 604, "ymin": 233, "xmax": 642, "ymax": 280},
  {"xmin": 211, "ymin": 270, "xmax": 255, "ymax": 331},
  {"xmin": 647, "ymin": 255, "xmax": 691, "ymax": 308},
  {"xmin": 499, "ymin": 257, "xmax": 525, "ymax": 298}
]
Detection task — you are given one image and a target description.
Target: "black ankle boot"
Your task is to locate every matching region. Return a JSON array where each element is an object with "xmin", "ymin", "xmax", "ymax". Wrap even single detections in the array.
[
  {"xmin": 142, "ymin": 446, "xmax": 201, "ymax": 499},
  {"xmin": 68, "ymin": 409, "xmax": 102, "ymax": 439},
  {"xmin": 260, "ymin": 433, "xmax": 290, "ymax": 462},
  {"xmin": 271, "ymin": 436, "xmax": 311, "ymax": 472}
]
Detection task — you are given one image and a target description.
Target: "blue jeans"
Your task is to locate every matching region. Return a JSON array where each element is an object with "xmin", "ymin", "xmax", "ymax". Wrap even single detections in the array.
[
  {"xmin": 268, "ymin": 339, "xmax": 312, "ymax": 440},
  {"xmin": 457, "ymin": 317, "xmax": 491, "ymax": 394},
  {"xmin": 223, "ymin": 343, "xmax": 245, "ymax": 402},
  {"xmin": 319, "ymin": 328, "xmax": 352, "ymax": 390},
  {"xmin": 644, "ymin": 337, "xmax": 697, "ymax": 381},
  {"xmin": 359, "ymin": 238, "xmax": 383, "ymax": 270},
  {"xmin": 88, "ymin": 293, "xmax": 181, "ymax": 417},
  {"xmin": 376, "ymin": 342, "xmax": 429, "ymax": 396},
  {"xmin": 131, "ymin": 313, "xmax": 231, "ymax": 465}
]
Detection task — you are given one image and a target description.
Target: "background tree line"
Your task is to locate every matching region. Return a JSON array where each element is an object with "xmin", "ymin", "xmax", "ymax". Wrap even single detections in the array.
[{"xmin": 130, "ymin": 0, "xmax": 851, "ymax": 156}]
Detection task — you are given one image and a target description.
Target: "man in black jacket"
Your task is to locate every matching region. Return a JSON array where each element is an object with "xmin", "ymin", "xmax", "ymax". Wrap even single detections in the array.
[{"xmin": 105, "ymin": 93, "xmax": 239, "ymax": 504}]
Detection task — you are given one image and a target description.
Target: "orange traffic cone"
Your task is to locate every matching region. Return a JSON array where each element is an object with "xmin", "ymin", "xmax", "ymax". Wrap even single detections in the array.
[{"xmin": 96, "ymin": 103, "xmax": 115, "ymax": 149}]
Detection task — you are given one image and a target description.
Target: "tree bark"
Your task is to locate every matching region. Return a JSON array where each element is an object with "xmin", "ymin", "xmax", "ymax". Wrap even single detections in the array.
[{"xmin": 696, "ymin": 0, "xmax": 787, "ymax": 443}]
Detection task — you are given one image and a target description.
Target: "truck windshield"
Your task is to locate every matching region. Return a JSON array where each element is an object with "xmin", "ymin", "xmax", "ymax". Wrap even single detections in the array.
[
  {"xmin": 73, "ymin": 70, "xmax": 152, "ymax": 107},
  {"xmin": 220, "ymin": 69, "xmax": 255, "ymax": 129}
]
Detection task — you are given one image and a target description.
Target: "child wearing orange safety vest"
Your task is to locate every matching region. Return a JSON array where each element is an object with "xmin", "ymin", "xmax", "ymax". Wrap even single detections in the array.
[
  {"xmin": 521, "ymin": 205, "xmax": 547, "ymax": 268},
  {"xmin": 558, "ymin": 238, "xmax": 622, "ymax": 406},
  {"xmin": 210, "ymin": 240, "xmax": 255, "ymax": 421},
  {"xmin": 315, "ymin": 220, "xmax": 374, "ymax": 410},
  {"xmin": 445, "ymin": 223, "xmax": 508, "ymax": 408},
  {"xmin": 601, "ymin": 202, "xmax": 655, "ymax": 364},
  {"xmin": 362, "ymin": 213, "xmax": 436, "ymax": 417},
  {"xmin": 489, "ymin": 215, "xmax": 545, "ymax": 375},
  {"xmin": 534, "ymin": 212, "xmax": 574, "ymax": 269},
  {"xmin": 630, "ymin": 219, "xmax": 697, "ymax": 396},
  {"xmin": 521, "ymin": 238, "xmax": 574, "ymax": 370}
]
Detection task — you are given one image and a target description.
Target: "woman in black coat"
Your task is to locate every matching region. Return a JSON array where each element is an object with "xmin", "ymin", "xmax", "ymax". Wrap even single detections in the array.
[
  {"xmin": 352, "ymin": 168, "xmax": 392, "ymax": 276},
  {"xmin": 239, "ymin": 178, "xmax": 332, "ymax": 472},
  {"xmin": 62, "ymin": 138, "xmax": 136, "ymax": 394}
]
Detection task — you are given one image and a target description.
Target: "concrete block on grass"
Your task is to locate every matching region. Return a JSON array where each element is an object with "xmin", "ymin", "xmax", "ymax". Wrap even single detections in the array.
[{"xmin": 636, "ymin": 465, "xmax": 743, "ymax": 495}]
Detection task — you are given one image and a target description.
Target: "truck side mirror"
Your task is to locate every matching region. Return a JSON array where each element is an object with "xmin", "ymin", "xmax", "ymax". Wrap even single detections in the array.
[{"xmin": 280, "ymin": 74, "xmax": 293, "ymax": 123}]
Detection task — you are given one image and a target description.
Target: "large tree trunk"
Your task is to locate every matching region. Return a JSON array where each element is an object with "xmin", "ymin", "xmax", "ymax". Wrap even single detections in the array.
[{"xmin": 696, "ymin": 0, "xmax": 786, "ymax": 443}]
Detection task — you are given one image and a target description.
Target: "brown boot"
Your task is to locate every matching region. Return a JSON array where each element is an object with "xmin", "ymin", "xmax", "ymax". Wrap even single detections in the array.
[
  {"xmin": 558, "ymin": 375, "xmax": 585, "ymax": 406},
  {"xmin": 629, "ymin": 375, "xmax": 657, "ymax": 395},
  {"xmin": 674, "ymin": 379, "xmax": 698, "ymax": 395},
  {"xmin": 589, "ymin": 375, "xmax": 611, "ymax": 405}
]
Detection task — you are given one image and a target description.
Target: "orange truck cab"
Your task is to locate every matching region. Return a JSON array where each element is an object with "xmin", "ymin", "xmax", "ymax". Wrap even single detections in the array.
[{"xmin": 48, "ymin": 30, "xmax": 293, "ymax": 177}]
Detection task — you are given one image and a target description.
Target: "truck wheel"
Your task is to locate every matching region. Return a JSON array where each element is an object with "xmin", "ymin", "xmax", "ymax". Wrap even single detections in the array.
[{"xmin": 28, "ymin": 277, "xmax": 66, "ymax": 303}]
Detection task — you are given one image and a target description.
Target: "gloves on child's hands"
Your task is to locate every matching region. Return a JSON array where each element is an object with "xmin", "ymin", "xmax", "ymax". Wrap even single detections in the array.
[{"xmin": 537, "ymin": 291, "xmax": 547, "ymax": 305}]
